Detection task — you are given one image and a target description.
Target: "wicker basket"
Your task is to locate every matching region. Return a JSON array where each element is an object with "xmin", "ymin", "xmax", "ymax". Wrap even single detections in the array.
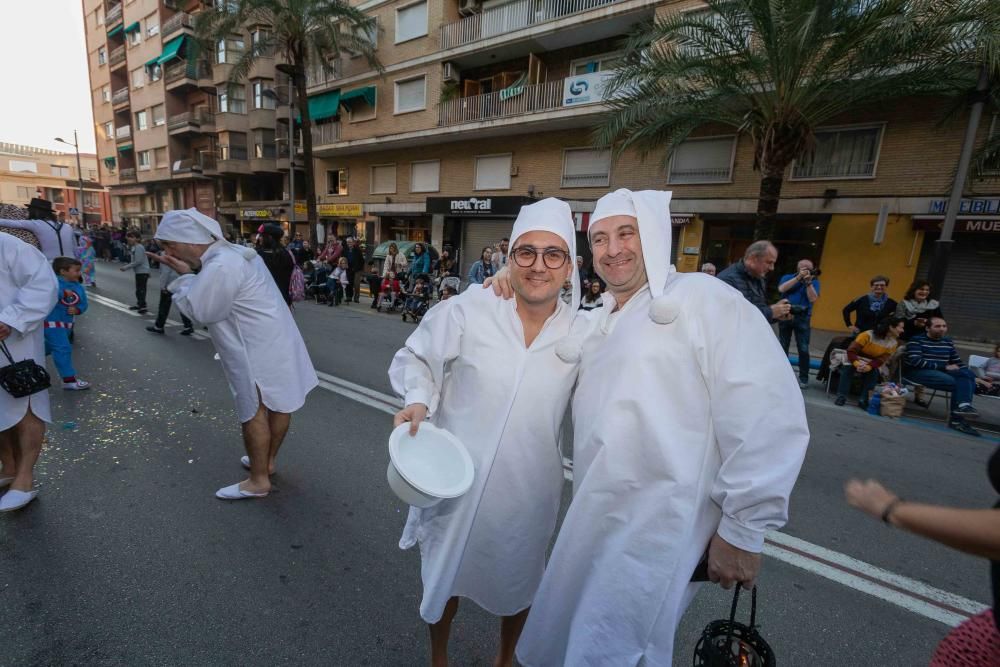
[{"xmin": 880, "ymin": 395, "xmax": 906, "ymax": 418}]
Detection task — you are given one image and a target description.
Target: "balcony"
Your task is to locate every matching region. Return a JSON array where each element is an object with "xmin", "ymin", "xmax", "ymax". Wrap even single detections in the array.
[
  {"xmin": 115, "ymin": 125, "xmax": 132, "ymax": 140},
  {"xmin": 248, "ymin": 107, "xmax": 277, "ymax": 129},
  {"xmin": 305, "ymin": 61, "xmax": 341, "ymax": 89},
  {"xmin": 311, "ymin": 122, "xmax": 341, "ymax": 146},
  {"xmin": 167, "ymin": 107, "xmax": 215, "ymax": 134},
  {"xmin": 161, "ymin": 11, "xmax": 192, "ymax": 38},
  {"xmin": 199, "ymin": 149, "xmax": 218, "ymax": 174},
  {"xmin": 439, "ymin": 78, "xmax": 563, "ymax": 126},
  {"xmin": 120, "ymin": 167, "xmax": 137, "ymax": 181},
  {"xmin": 112, "ymin": 86, "xmax": 130, "ymax": 106},
  {"xmin": 250, "ymin": 145, "xmax": 278, "ymax": 173},
  {"xmin": 217, "ymin": 145, "xmax": 251, "ymax": 174},
  {"xmin": 106, "ymin": 3, "xmax": 122, "ymax": 26},
  {"xmin": 171, "ymin": 152, "xmax": 210, "ymax": 177},
  {"xmin": 441, "ymin": 0, "xmax": 620, "ymax": 50},
  {"xmin": 109, "ymin": 44, "xmax": 126, "ymax": 67},
  {"xmin": 165, "ymin": 59, "xmax": 207, "ymax": 89}
]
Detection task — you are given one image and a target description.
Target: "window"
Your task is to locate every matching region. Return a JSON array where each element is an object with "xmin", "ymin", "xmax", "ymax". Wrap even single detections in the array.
[
  {"xmin": 410, "ymin": 160, "xmax": 440, "ymax": 193},
  {"xmin": 138, "ymin": 150, "xmax": 151, "ymax": 170},
  {"xmin": 9, "ymin": 160, "xmax": 37, "ymax": 173},
  {"xmin": 51, "ymin": 165, "xmax": 70, "ymax": 177},
  {"xmin": 218, "ymin": 84, "xmax": 246, "ymax": 113},
  {"xmin": 146, "ymin": 14, "xmax": 159, "ymax": 37},
  {"xmin": 562, "ymin": 148, "xmax": 611, "ymax": 188},
  {"xmin": 254, "ymin": 129, "xmax": 276, "ymax": 158},
  {"xmin": 104, "ymin": 122, "xmax": 114, "ymax": 140},
  {"xmin": 394, "ymin": 75, "xmax": 426, "ymax": 114},
  {"xmin": 88, "ymin": 169, "xmax": 98, "ymax": 181},
  {"xmin": 217, "ymin": 37, "xmax": 245, "ymax": 64},
  {"xmin": 17, "ymin": 186, "xmax": 33, "ymax": 199},
  {"xmin": 135, "ymin": 110, "xmax": 149, "ymax": 131},
  {"xmin": 152, "ymin": 104, "xmax": 165, "ymax": 126},
  {"xmin": 131, "ymin": 67, "xmax": 145, "ymax": 89},
  {"xmin": 128, "ymin": 26, "xmax": 142, "ymax": 46},
  {"xmin": 571, "ymin": 52, "xmax": 624, "ymax": 76},
  {"xmin": 95, "ymin": 7, "xmax": 104, "ymax": 26},
  {"xmin": 84, "ymin": 191, "xmax": 101, "ymax": 208},
  {"xmin": 474, "ymin": 154, "xmax": 512, "ymax": 190},
  {"xmin": 154, "ymin": 147, "xmax": 168, "ymax": 168},
  {"xmin": 327, "ymin": 169, "xmax": 348, "ymax": 195},
  {"xmin": 47, "ymin": 189, "xmax": 65, "ymax": 204},
  {"xmin": 252, "ymin": 80, "xmax": 276, "ymax": 109},
  {"xmin": 348, "ymin": 17, "xmax": 378, "ymax": 56},
  {"xmin": 395, "ymin": 1, "xmax": 427, "ymax": 43},
  {"xmin": 98, "ymin": 47, "xmax": 107, "ymax": 65},
  {"xmin": 148, "ymin": 62, "xmax": 162, "ymax": 82},
  {"xmin": 250, "ymin": 28, "xmax": 271, "ymax": 55},
  {"xmin": 370, "ymin": 164, "xmax": 396, "ymax": 194},
  {"xmin": 791, "ymin": 125, "xmax": 883, "ymax": 180},
  {"xmin": 678, "ymin": 9, "xmax": 748, "ymax": 57},
  {"xmin": 667, "ymin": 136, "xmax": 735, "ymax": 184},
  {"xmin": 101, "ymin": 85, "xmax": 111, "ymax": 102}
]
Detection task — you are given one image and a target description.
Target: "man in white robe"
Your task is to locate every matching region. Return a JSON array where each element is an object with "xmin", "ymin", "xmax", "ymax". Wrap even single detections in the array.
[
  {"xmin": 153, "ymin": 209, "xmax": 318, "ymax": 500},
  {"xmin": 515, "ymin": 189, "xmax": 810, "ymax": 666},
  {"xmin": 0, "ymin": 233, "xmax": 59, "ymax": 512},
  {"xmin": 389, "ymin": 197, "xmax": 580, "ymax": 667}
]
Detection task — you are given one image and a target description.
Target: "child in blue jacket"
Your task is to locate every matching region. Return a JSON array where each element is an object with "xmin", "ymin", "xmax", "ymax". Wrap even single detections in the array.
[{"xmin": 45, "ymin": 257, "xmax": 90, "ymax": 390}]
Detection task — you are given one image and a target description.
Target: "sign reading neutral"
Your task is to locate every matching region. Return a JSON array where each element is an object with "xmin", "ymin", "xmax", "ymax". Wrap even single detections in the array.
[{"xmin": 426, "ymin": 196, "xmax": 537, "ymax": 217}]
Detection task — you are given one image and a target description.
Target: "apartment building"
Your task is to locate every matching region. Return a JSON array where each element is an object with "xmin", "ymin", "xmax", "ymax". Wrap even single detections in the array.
[
  {"xmin": 83, "ymin": 0, "xmax": 291, "ymax": 237},
  {"xmin": 300, "ymin": 0, "xmax": 1000, "ymax": 339},
  {"xmin": 0, "ymin": 142, "xmax": 112, "ymax": 224}
]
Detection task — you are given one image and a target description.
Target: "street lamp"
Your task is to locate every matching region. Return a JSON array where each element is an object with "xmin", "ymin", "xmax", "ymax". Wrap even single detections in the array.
[
  {"xmin": 262, "ymin": 87, "xmax": 295, "ymax": 236},
  {"xmin": 55, "ymin": 131, "xmax": 86, "ymax": 226}
]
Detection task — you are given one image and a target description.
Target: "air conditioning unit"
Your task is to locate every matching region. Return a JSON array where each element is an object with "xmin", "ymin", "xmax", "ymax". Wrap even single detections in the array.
[
  {"xmin": 458, "ymin": 0, "xmax": 481, "ymax": 16},
  {"xmin": 442, "ymin": 62, "xmax": 460, "ymax": 83}
]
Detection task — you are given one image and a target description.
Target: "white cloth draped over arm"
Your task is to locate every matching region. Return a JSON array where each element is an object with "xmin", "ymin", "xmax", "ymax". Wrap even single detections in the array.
[
  {"xmin": 388, "ymin": 299, "xmax": 464, "ymax": 415},
  {"xmin": 167, "ymin": 261, "xmax": 240, "ymax": 324},
  {"xmin": 0, "ymin": 241, "xmax": 58, "ymax": 336},
  {"xmin": 703, "ymin": 290, "xmax": 810, "ymax": 553}
]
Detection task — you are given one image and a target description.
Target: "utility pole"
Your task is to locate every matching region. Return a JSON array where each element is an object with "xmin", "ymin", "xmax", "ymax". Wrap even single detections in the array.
[{"xmin": 56, "ymin": 130, "xmax": 86, "ymax": 226}]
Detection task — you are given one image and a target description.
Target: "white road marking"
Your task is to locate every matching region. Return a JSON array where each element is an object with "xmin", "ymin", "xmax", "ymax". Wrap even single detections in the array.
[{"xmin": 90, "ymin": 293, "xmax": 989, "ymax": 627}]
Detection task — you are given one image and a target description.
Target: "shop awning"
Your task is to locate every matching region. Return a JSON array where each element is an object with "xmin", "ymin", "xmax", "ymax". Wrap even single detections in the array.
[
  {"xmin": 106, "ymin": 23, "xmax": 124, "ymax": 37},
  {"xmin": 117, "ymin": 144, "xmax": 133, "ymax": 152},
  {"xmin": 124, "ymin": 22, "xmax": 140, "ymax": 33},
  {"xmin": 302, "ymin": 89, "xmax": 341, "ymax": 122},
  {"xmin": 156, "ymin": 35, "xmax": 186, "ymax": 65},
  {"xmin": 340, "ymin": 86, "xmax": 376, "ymax": 109}
]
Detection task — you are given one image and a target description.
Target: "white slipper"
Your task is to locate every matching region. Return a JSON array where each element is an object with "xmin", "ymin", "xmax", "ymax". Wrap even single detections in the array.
[
  {"xmin": 240, "ymin": 456, "xmax": 275, "ymax": 474},
  {"xmin": 0, "ymin": 489, "xmax": 38, "ymax": 512},
  {"xmin": 0, "ymin": 476, "xmax": 13, "ymax": 489},
  {"xmin": 215, "ymin": 483, "xmax": 268, "ymax": 500}
]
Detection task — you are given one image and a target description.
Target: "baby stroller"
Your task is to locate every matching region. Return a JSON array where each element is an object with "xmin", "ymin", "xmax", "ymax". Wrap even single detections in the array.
[
  {"xmin": 376, "ymin": 274, "xmax": 403, "ymax": 313},
  {"xmin": 402, "ymin": 275, "xmax": 432, "ymax": 323}
]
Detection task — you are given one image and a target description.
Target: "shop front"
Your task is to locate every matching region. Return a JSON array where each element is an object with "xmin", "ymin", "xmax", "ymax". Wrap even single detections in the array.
[
  {"xmin": 374, "ymin": 213, "xmax": 432, "ymax": 245},
  {"xmin": 238, "ymin": 207, "xmax": 283, "ymax": 238},
  {"xmin": 427, "ymin": 196, "xmax": 537, "ymax": 278},
  {"xmin": 294, "ymin": 202, "xmax": 365, "ymax": 243}
]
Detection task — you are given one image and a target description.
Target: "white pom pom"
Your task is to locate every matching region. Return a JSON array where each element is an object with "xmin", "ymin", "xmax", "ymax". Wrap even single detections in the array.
[
  {"xmin": 556, "ymin": 336, "xmax": 583, "ymax": 363},
  {"xmin": 649, "ymin": 295, "xmax": 680, "ymax": 325}
]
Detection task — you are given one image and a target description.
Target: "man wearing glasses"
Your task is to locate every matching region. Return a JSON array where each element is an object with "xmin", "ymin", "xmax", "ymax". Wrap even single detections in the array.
[{"xmin": 389, "ymin": 197, "xmax": 580, "ymax": 667}]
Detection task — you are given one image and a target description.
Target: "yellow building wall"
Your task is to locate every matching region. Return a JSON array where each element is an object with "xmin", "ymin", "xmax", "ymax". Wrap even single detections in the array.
[{"xmin": 811, "ymin": 214, "xmax": 922, "ymax": 331}]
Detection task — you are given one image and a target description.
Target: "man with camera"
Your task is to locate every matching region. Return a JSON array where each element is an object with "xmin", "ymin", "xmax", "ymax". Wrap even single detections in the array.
[{"xmin": 777, "ymin": 259, "xmax": 821, "ymax": 388}]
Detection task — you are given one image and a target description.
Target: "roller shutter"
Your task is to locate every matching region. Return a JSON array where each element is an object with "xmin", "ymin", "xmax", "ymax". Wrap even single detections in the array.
[
  {"xmin": 460, "ymin": 219, "xmax": 513, "ymax": 287},
  {"xmin": 916, "ymin": 233, "xmax": 1000, "ymax": 340}
]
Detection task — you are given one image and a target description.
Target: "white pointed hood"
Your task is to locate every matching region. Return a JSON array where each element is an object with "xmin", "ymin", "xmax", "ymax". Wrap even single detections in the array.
[
  {"xmin": 509, "ymin": 197, "xmax": 580, "ymax": 311},
  {"xmin": 155, "ymin": 208, "xmax": 256, "ymax": 260}
]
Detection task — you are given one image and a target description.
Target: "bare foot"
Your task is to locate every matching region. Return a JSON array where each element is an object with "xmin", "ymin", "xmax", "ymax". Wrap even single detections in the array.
[{"xmin": 239, "ymin": 478, "xmax": 271, "ymax": 495}]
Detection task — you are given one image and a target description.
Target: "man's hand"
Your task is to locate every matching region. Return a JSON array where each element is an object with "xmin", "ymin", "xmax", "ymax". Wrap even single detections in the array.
[
  {"xmin": 845, "ymin": 478, "xmax": 897, "ymax": 521},
  {"xmin": 119, "ymin": 266, "xmax": 126, "ymax": 272},
  {"xmin": 798, "ymin": 267, "xmax": 812, "ymax": 282},
  {"xmin": 707, "ymin": 533, "xmax": 761, "ymax": 590},
  {"xmin": 0, "ymin": 323, "xmax": 11, "ymax": 341},
  {"xmin": 483, "ymin": 267, "xmax": 513, "ymax": 300},
  {"xmin": 770, "ymin": 299, "xmax": 791, "ymax": 321},
  {"xmin": 393, "ymin": 403, "xmax": 428, "ymax": 436},
  {"xmin": 155, "ymin": 252, "xmax": 193, "ymax": 275}
]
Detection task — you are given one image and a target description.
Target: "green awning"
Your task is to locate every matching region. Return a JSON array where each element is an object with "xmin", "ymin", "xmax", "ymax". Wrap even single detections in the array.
[
  {"xmin": 103, "ymin": 156, "xmax": 116, "ymax": 168},
  {"xmin": 124, "ymin": 21, "xmax": 140, "ymax": 33},
  {"xmin": 145, "ymin": 54, "xmax": 161, "ymax": 67},
  {"xmin": 106, "ymin": 23, "xmax": 124, "ymax": 37},
  {"xmin": 156, "ymin": 35, "xmax": 186, "ymax": 64},
  {"xmin": 340, "ymin": 86, "xmax": 376, "ymax": 109},
  {"xmin": 302, "ymin": 90, "xmax": 341, "ymax": 122},
  {"xmin": 117, "ymin": 144, "xmax": 133, "ymax": 152}
]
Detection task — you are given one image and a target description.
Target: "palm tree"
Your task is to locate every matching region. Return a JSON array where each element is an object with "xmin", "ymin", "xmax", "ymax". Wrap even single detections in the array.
[
  {"xmin": 598, "ymin": 0, "xmax": 976, "ymax": 240},
  {"xmin": 196, "ymin": 0, "xmax": 381, "ymax": 244}
]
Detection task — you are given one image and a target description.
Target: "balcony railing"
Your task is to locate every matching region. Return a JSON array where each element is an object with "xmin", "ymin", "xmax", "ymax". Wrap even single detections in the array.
[
  {"xmin": 441, "ymin": 0, "xmax": 620, "ymax": 49},
  {"xmin": 219, "ymin": 144, "xmax": 248, "ymax": 160},
  {"xmin": 162, "ymin": 11, "xmax": 192, "ymax": 37},
  {"xmin": 120, "ymin": 167, "xmax": 136, "ymax": 181},
  {"xmin": 167, "ymin": 107, "xmax": 215, "ymax": 130},
  {"xmin": 438, "ymin": 78, "xmax": 567, "ymax": 126},
  {"xmin": 106, "ymin": 3, "xmax": 122, "ymax": 26},
  {"xmin": 199, "ymin": 150, "xmax": 218, "ymax": 172},
  {"xmin": 562, "ymin": 172, "xmax": 611, "ymax": 188},
  {"xmin": 109, "ymin": 44, "xmax": 126, "ymax": 67},
  {"xmin": 306, "ymin": 61, "xmax": 342, "ymax": 88},
  {"xmin": 311, "ymin": 122, "xmax": 341, "ymax": 145},
  {"xmin": 164, "ymin": 59, "xmax": 203, "ymax": 83},
  {"xmin": 115, "ymin": 125, "xmax": 132, "ymax": 140},
  {"xmin": 112, "ymin": 86, "xmax": 130, "ymax": 105}
]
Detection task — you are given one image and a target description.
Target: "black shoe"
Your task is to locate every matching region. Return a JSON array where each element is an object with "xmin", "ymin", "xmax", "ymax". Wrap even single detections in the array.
[
  {"xmin": 952, "ymin": 405, "xmax": 980, "ymax": 419},
  {"xmin": 949, "ymin": 419, "xmax": 982, "ymax": 437},
  {"xmin": 180, "ymin": 328, "xmax": 194, "ymax": 336},
  {"xmin": 834, "ymin": 395, "xmax": 846, "ymax": 406},
  {"xmin": 138, "ymin": 308, "xmax": 148, "ymax": 315},
  {"xmin": 129, "ymin": 305, "xmax": 140, "ymax": 311},
  {"xmin": 146, "ymin": 326, "xmax": 165, "ymax": 334}
]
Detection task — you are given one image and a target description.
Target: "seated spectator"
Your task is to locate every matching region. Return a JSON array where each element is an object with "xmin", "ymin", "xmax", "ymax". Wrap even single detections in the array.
[
  {"xmin": 327, "ymin": 258, "xmax": 349, "ymax": 306},
  {"xmin": 843, "ymin": 275, "xmax": 897, "ymax": 335},
  {"xmin": 834, "ymin": 316, "xmax": 905, "ymax": 409},
  {"xmin": 700, "ymin": 262, "xmax": 717, "ymax": 276},
  {"xmin": 440, "ymin": 285, "xmax": 458, "ymax": 301},
  {"xmin": 983, "ymin": 344, "xmax": 1000, "ymax": 382},
  {"xmin": 379, "ymin": 270, "xmax": 402, "ymax": 310},
  {"xmin": 580, "ymin": 280, "xmax": 603, "ymax": 310},
  {"xmin": 402, "ymin": 275, "xmax": 432, "ymax": 319},
  {"xmin": 895, "ymin": 280, "xmax": 942, "ymax": 342},
  {"xmin": 903, "ymin": 316, "xmax": 980, "ymax": 436}
]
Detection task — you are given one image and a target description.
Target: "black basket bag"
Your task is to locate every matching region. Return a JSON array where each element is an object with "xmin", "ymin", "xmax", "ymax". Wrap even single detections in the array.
[
  {"xmin": 694, "ymin": 586, "xmax": 776, "ymax": 667},
  {"xmin": 0, "ymin": 341, "xmax": 51, "ymax": 398}
]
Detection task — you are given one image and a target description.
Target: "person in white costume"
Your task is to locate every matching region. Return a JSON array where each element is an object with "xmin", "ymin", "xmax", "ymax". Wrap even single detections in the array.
[
  {"xmin": 153, "ymin": 209, "xmax": 318, "ymax": 500},
  {"xmin": 389, "ymin": 197, "xmax": 580, "ymax": 667},
  {"xmin": 0, "ymin": 198, "xmax": 80, "ymax": 260},
  {"xmin": 0, "ymin": 233, "xmax": 59, "ymax": 512},
  {"xmin": 511, "ymin": 189, "xmax": 810, "ymax": 666}
]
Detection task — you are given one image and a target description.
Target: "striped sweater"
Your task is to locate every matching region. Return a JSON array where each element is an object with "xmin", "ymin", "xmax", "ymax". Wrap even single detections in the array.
[{"xmin": 904, "ymin": 334, "xmax": 963, "ymax": 370}]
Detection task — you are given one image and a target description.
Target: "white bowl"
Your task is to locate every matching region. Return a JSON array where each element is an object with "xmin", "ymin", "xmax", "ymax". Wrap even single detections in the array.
[{"xmin": 387, "ymin": 422, "xmax": 474, "ymax": 508}]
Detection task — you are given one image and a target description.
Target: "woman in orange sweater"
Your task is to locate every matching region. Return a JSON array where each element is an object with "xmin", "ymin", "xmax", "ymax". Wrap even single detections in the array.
[{"xmin": 835, "ymin": 316, "xmax": 905, "ymax": 408}]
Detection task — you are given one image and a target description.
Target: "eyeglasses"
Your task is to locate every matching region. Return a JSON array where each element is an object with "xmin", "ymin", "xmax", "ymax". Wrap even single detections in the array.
[{"xmin": 511, "ymin": 245, "xmax": 570, "ymax": 269}]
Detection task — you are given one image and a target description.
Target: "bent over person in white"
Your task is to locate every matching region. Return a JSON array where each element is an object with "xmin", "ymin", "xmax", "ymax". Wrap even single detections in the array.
[{"xmin": 389, "ymin": 197, "xmax": 580, "ymax": 667}]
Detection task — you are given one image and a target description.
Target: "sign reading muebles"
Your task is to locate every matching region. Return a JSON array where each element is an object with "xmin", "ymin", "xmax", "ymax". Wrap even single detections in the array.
[{"xmin": 426, "ymin": 196, "xmax": 537, "ymax": 217}]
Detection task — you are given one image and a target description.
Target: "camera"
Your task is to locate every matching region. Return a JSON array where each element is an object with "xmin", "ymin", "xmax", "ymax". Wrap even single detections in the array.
[{"xmin": 789, "ymin": 305, "xmax": 808, "ymax": 316}]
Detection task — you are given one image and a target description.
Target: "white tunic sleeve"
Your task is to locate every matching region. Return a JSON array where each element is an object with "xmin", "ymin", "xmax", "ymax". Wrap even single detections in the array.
[
  {"xmin": 702, "ymin": 290, "xmax": 810, "ymax": 553},
  {"xmin": 389, "ymin": 298, "xmax": 465, "ymax": 415},
  {"xmin": 168, "ymin": 262, "xmax": 241, "ymax": 324},
  {"xmin": 0, "ymin": 240, "xmax": 58, "ymax": 335}
]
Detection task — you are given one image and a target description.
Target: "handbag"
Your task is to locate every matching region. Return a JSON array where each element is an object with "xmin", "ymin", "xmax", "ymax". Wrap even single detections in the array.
[
  {"xmin": 287, "ymin": 250, "xmax": 306, "ymax": 303},
  {"xmin": 0, "ymin": 341, "xmax": 51, "ymax": 398},
  {"xmin": 694, "ymin": 586, "xmax": 775, "ymax": 667}
]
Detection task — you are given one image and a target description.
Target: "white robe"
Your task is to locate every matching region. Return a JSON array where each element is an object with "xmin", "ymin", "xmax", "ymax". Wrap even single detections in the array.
[
  {"xmin": 517, "ymin": 272, "xmax": 810, "ymax": 666},
  {"xmin": 389, "ymin": 287, "xmax": 577, "ymax": 623},
  {"xmin": 169, "ymin": 241, "xmax": 318, "ymax": 423},
  {"xmin": 0, "ymin": 218, "xmax": 80, "ymax": 260},
  {"xmin": 0, "ymin": 234, "xmax": 58, "ymax": 430}
]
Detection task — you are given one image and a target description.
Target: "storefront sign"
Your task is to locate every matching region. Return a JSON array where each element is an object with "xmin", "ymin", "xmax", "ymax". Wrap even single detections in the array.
[
  {"xmin": 241, "ymin": 209, "xmax": 274, "ymax": 219},
  {"xmin": 562, "ymin": 71, "xmax": 614, "ymax": 107},
  {"xmin": 426, "ymin": 196, "xmax": 536, "ymax": 217},
  {"xmin": 928, "ymin": 199, "xmax": 1000, "ymax": 215},
  {"xmin": 113, "ymin": 186, "xmax": 148, "ymax": 196},
  {"xmin": 912, "ymin": 217, "xmax": 1000, "ymax": 234},
  {"xmin": 294, "ymin": 202, "xmax": 363, "ymax": 217}
]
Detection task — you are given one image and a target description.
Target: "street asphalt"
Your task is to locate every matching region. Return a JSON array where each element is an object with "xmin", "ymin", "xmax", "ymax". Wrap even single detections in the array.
[{"xmin": 1, "ymin": 261, "xmax": 997, "ymax": 666}]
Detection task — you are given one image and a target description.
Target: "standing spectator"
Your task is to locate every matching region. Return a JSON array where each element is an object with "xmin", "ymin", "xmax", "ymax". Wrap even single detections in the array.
[
  {"xmin": 299, "ymin": 240, "xmax": 315, "ymax": 264},
  {"xmin": 94, "ymin": 225, "xmax": 111, "ymax": 261},
  {"xmin": 700, "ymin": 262, "xmax": 717, "ymax": 276},
  {"xmin": 75, "ymin": 231, "xmax": 97, "ymax": 287},
  {"xmin": 468, "ymin": 247, "xmax": 494, "ymax": 285},
  {"xmin": 895, "ymin": 280, "xmax": 943, "ymax": 341},
  {"xmin": 433, "ymin": 248, "xmax": 457, "ymax": 295},
  {"xmin": 903, "ymin": 316, "xmax": 980, "ymax": 436},
  {"xmin": 717, "ymin": 240, "xmax": 792, "ymax": 323},
  {"xmin": 491, "ymin": 237, "xmax": 509, "ymax": 273},
  {"xmin": 146, "ymin": 251, "xmax": 194, "ymax": 336},
  {"xmin": 834, "ymin": 316, "xmax": 905, "ymax": 408},
  {"xmin": 344, "ymin": 238, "xmax": 365, "ymax": 303},
  {"xmin": 0, "ymin": 232, "xmax": 59, "ymax": 512},
  {"xmin": 288, "ymin": 232, "xmax": 306, "ymax": 263},
  {"xmin": 777, "ymin": 259, "xmax": 821, "ymax": 389},
  {"xmin": 318, "ymin": 237, "xmax": 342, "ymax": 265},
  {"xmin": 44, "ymin": 257, "xmax": 91, "ymax": 390},
  {"xmin": 255, "ymin": 224, "xmax": 295, "ymax": 306},
  {"xmin": 580, "ymin": 280, "xmax": 603, "ymax": 310},
  {"xmin": 409, "ymin": 242, "xmax": 432, "ymax": 282},
  {"xmin": 383, "ymin": 242, "xmax": 408, "ymax": 278},
  {"xmin": 119, "ymin": 231, "xmax": 150, "ymax": 313},
  {"xmin": 365, "ymin": 261, "xmax": 382, "ymax": 309},
  {"xmin": 843, "ymin": 275, "xmax": 897, "ymax": 335}
]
